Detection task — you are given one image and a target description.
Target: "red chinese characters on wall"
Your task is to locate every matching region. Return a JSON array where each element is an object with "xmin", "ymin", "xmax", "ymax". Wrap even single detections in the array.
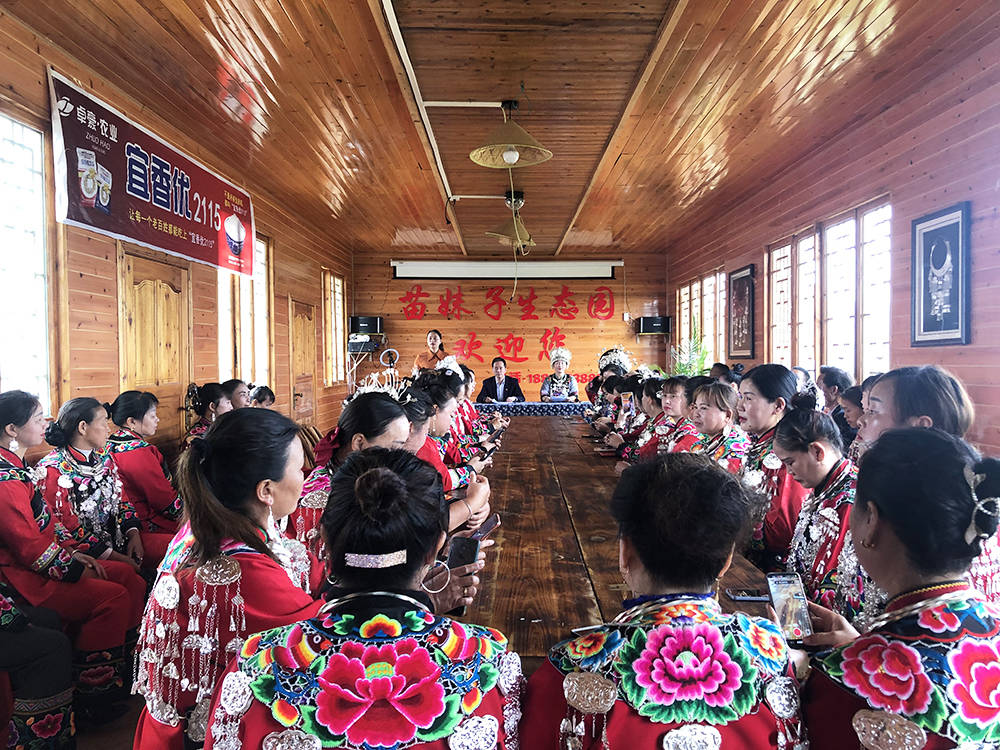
[
  {"xmin": 438, "ymin": 286, "xmax": 472, "ymax": 320},
  {"xmin": 549, "ymin": 285, "xmax": 579, "ymax": 320},
  {"xmin": 399, "ymin": 284, "xmax": 430, "ymax": 320},
  {"xmin": 538, "ymin": 327, "xmax": 567, "ymax": 361},
  {"xmin": 454, "ymin": 331, "xmax": 485, "ymax": 363},
  {"xmin": 516, "ymin": 287, "xmax": 539, "ymax": 321},
  {"xmin": 587, "ymin": 286, "xmax": 615, "ymax": 321},
  {"xmin": 494, "ymin": 333, "xmax": 529, "ymax": 363},
  {"xmin": 483, "ymin": 286, "xmax": 508, "ymax": 321}
]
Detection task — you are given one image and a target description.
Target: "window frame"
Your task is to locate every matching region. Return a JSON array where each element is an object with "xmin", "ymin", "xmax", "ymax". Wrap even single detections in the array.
[
  {"xmin": 217, "ymin": 233, "xmax": 273, "ymax": 385},
  {"xmin": 322, "ymin": 269, "xmax": 348, "ymax": 386},
  {"xmin": 763, "ymin": 197, "xmax": 891, "ymax": 380},
  {"xmin": 675, "ymin": 268, "xmax": 726, "ymax": 366},
  {"xmin": 0, "ymin": 112, "xmax": 53, "ymax": 413}
]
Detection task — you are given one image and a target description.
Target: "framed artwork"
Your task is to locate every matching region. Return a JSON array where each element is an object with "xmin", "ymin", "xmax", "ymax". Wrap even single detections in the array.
[
  {"xmin": 911, "ymin": 202, "xmax": 971, "ymax": 346},
  {"xmin": 728, "ymin": 264, "xmax": 755, "ymax": 358}
]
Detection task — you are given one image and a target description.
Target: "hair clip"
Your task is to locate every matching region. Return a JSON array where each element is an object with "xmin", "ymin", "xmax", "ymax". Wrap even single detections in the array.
[
  {"xmin": 964, "ymin": 464, "xmax": 999, "ymax": 546},
  {"xmin": 344, "ymin": 550, "xmax": 407, "ymax": 569}
]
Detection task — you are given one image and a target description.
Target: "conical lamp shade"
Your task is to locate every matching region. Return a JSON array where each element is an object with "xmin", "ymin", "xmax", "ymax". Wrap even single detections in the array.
[
  {"xmin": 485, "ymin": 214, "xmax": 536, "ymax": 247},
  {"xmin": 469, "ymin": 119, "xmax": 553, "ymax": 169}
]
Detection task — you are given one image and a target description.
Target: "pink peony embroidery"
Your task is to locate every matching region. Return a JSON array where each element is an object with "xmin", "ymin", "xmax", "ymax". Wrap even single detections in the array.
[
  {"xmin": 947, "ymin": 639, "xmax": 1000, "ymax": 729},
  {"xmin": 315, "ymin": 637, "xmax": 445, "ymax": 746},
  {"xmin": 917, "ymin": 606, "xmax": 961, "ymax": 634},
  {"xmin": 841, "ymin": 635, "xmax": 933, "ymax": 715},
  {"xmin": 30, "ymin": 713, "xmax": 63, "ymax": 738},
  {"xmin": 632, "ymin": 623, "xmax": 743, "ymax": 708}
]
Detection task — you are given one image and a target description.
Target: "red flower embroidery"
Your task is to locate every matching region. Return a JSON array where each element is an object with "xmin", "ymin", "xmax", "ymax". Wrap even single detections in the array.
[
  {"xmin": 947, "ymin": 639, "xmax": 1000, "ymax": 729},
  {"xmin": 841, "ymin": 635, "xmax": 933, "ymax": 715},
  {"xmin": 917, "ymin": 606, "xmax": 961, "ymax": 634},
  {"xmin": 315, "ymin": 638, "xmax": 444, "ymax": 746},
  {"xmin": 78, "ymin": 665, "xmax": 117, "ymax": 688},
  {"xmin": 30, "ymin": 713, "xmax": 63, "ymax": 738}
]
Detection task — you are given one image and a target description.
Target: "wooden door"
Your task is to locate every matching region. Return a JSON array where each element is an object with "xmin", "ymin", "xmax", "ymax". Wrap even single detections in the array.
[
  {"xmin": 119, "ymin": 247, "xmax": 191, "ymax": 459},
  {"xmin": 289, "ymin": 298, "xmax": 316, "ymax": 424}
]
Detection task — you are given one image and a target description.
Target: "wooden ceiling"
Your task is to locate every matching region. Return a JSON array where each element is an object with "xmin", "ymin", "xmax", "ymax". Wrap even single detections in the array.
[{"xmin": 8, "ymin": 1, "xmax": 1000, "ymax": 258}]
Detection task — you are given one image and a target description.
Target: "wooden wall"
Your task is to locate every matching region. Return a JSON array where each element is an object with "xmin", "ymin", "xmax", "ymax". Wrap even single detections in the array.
[
  {"xmin": 352, "ymin": 254, "xmax": 668, "ymax": 393},
  {"xmin": 0, "ymin": 10, "xmax": 351, "ymax": 455},
  {"xmin": 665, "ymin": 35, "xmax": 1000, "ymax": 454}
]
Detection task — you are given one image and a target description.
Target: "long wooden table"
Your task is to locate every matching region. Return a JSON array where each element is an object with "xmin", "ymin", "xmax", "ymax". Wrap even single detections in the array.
[{"xmin": 464, "ymin": 416, "xmax": 768, "ymax": 672}]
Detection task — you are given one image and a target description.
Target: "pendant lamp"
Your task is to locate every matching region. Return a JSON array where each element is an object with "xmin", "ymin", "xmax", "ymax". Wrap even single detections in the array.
[
  {"xmin": 470, "ymin": 119, "xmax": 552, "ymax": 169},
  {"xmin": 485, "ymin": 213, "xmax": 535, "ymax": 247}
]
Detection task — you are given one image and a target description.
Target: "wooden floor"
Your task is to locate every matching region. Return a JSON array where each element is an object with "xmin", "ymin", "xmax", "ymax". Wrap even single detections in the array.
[{"xmin": 80, "ymin": 415, "xmax": 767, "ymax": 747}]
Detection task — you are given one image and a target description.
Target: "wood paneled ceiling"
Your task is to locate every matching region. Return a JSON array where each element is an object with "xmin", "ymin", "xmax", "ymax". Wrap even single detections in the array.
[{"xmin": 8, "ymin": 1, "xmax": 1000, "ymax": 258}]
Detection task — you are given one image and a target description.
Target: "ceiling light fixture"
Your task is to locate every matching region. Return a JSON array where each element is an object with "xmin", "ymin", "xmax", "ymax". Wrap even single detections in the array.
[{"xmin": 469, "ymin": 100, "xmax": 552, "ymax": 169}]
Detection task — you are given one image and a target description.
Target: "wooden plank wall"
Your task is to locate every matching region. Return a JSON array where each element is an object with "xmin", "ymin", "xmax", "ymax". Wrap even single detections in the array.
[
  {"xmin": 352, "ymin": 254, "xmax": 668, "ymax": 393},
  {"xmin": 665, "ymin": 35, "xmax": 1000, "ymax": 454},
  {"xmin": 0, "ymin": 11, "xmax": 351, "ymax": 446}
]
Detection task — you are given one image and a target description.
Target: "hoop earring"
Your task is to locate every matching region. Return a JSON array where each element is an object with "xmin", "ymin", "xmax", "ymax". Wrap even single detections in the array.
[{"xmin": 421, "ymin": 560, "xmax": 450, "ymax": 594}]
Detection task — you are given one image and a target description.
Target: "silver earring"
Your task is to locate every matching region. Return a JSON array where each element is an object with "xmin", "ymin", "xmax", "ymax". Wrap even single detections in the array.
[{"xmin": 8, "ymin": 438, "xmax": 18, "ymax": 453}]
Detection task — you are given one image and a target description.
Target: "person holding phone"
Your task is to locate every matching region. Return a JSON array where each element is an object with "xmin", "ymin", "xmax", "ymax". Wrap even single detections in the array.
[
  {"xmin": 611, "ymin": 378, "xmax": 671, "ymax": 473},
  {"xmin": 800, "ymin": 428, "xmax": 1000, "ymax": 750},
  {"xmin": 523, "ymin": 454, "xmax": 802, "ymax": 749},
  {"xmin": 205, "ymin": 448, "xmax": 521, "ymax": 750},
  {"xmin": 773, "ymin": 393, "xmax": 867, "ymax": 622}
]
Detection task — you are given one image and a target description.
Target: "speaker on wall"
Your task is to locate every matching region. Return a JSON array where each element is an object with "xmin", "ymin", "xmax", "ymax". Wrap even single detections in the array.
[
  {"xmin": 349, "ymin": 316, "xmax": 383, "ymax": 334},
  {"xmin": 636, "ymin": 316, "xmax": 670, "ymax": 335}
]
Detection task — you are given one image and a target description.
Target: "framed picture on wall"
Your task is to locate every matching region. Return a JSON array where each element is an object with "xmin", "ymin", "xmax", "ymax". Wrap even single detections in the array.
[
  {"xmin": 911, "ymin": 202, "xmax": 971, "ymax": 346},
  {"xmin": 728, "ymin": 264, "xmax": 755, "ymax": 358}
]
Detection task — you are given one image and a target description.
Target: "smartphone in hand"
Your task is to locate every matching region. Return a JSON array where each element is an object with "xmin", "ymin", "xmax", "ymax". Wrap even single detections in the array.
[
  {"xmin": 766, "ymin": 573, "xmax": 813, "ymax": 645},
  {"xmin": 470, "ymin": 513, "xmax": 500, "ymax": 541}
]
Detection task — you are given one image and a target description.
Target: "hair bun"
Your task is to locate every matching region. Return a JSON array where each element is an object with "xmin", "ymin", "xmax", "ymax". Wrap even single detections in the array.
[
  {"xmin": 43, "ymin": 422, "xmax": 68, "ymax": 448},
  {"xmin": 790, "ymin": 391, "xmax": 818, "ymax": 412},
  {"xmin": 355, "ymin": 467, "xmax": 407, "ymax": 523},
  {"xmin": 190, "ymin": 437, "xmax": 212, "ymax": 464}
]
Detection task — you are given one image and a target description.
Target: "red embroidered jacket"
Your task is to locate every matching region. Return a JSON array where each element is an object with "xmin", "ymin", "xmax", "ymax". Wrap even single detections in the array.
[
  {"xmin": 107, "ymin": 429, "xmax": 182, "ymax": 533},
  {"xmin": 0, "ymin": 447, "xmax": 84, "ymax": 603}
]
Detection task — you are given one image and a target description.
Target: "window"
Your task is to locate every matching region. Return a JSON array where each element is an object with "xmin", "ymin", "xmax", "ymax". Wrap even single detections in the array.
[
  {"xmin": 767, "ymin": 243, "xmax": 793, "ymax": 367},
  {"xmin": 764, "ymin": 200, "xmax": 891, "ymax": 379},
  {"xmin": 218, "ymin": 234, "xmax": 271, "ymax": 384},
  {"xmin": 0, "ymin": 114, "xmax": 49, "ymax": 413},
  {"xmin": 323, "ymin": 270, "xmax": 347, "ymax": 385},
  {"xmin": 676, "ymin": 269, "xmax": 726, "ymax": 365}
]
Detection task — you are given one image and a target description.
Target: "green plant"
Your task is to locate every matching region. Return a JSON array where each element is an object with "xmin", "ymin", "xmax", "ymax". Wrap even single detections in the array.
[{"xmin": 670, "ymin": 320, "xmax": 709, "ymax": 376}]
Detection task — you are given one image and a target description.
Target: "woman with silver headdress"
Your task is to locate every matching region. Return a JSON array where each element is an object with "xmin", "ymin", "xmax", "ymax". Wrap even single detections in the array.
[
  {"xmin": 134, "ymin": 408, "xmax": 320, "ymax": 750},
  {"xmin": 205, "ymin": 448, "xmax": 522, "ymax": 750},
  {"xmin": 540, "ymin": 347, "xmax": 579, "ymax": 402}
]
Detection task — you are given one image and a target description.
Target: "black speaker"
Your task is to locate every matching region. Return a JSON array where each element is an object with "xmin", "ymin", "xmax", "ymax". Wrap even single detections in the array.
[
  {"xmin": 636, "ymin": 316, "xmax": 670, "ymax": 335},
  {"xmin": 348, "ymin": 340, "xmax": 378, "ymax": 353},
  {"xmin": 349, "ymin": 316, "xmax": 383, "ymax": 334}
]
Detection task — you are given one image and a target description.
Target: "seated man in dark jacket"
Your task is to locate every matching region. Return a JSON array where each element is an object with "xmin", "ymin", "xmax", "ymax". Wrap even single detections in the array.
[{"xmin": 476, "ymin": 357, "xmax": 526, "ymax": 403}]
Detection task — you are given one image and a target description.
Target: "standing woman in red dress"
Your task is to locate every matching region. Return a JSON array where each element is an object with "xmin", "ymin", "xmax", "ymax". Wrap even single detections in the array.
[
  {"xmin": 737, "ymin": 364, "xmax": 809, "ymax": 571},
  {"xmin": 133, "ymin": 407, "xmax": 320, "ymax": 750},
  {"xmin": 180, "ymin": 383, "xmax": 232, "ymax": 451},
  {"xmin": 0, "ymin": 391, "xmax": 142, "ymax": 724},
  {"xmin": 108, "ymin": 390, "xmax": 181, "ymax": 567},
  {"xmin": 801, "ymin": 429, "xmax": 1000, "ymax": 750}
]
